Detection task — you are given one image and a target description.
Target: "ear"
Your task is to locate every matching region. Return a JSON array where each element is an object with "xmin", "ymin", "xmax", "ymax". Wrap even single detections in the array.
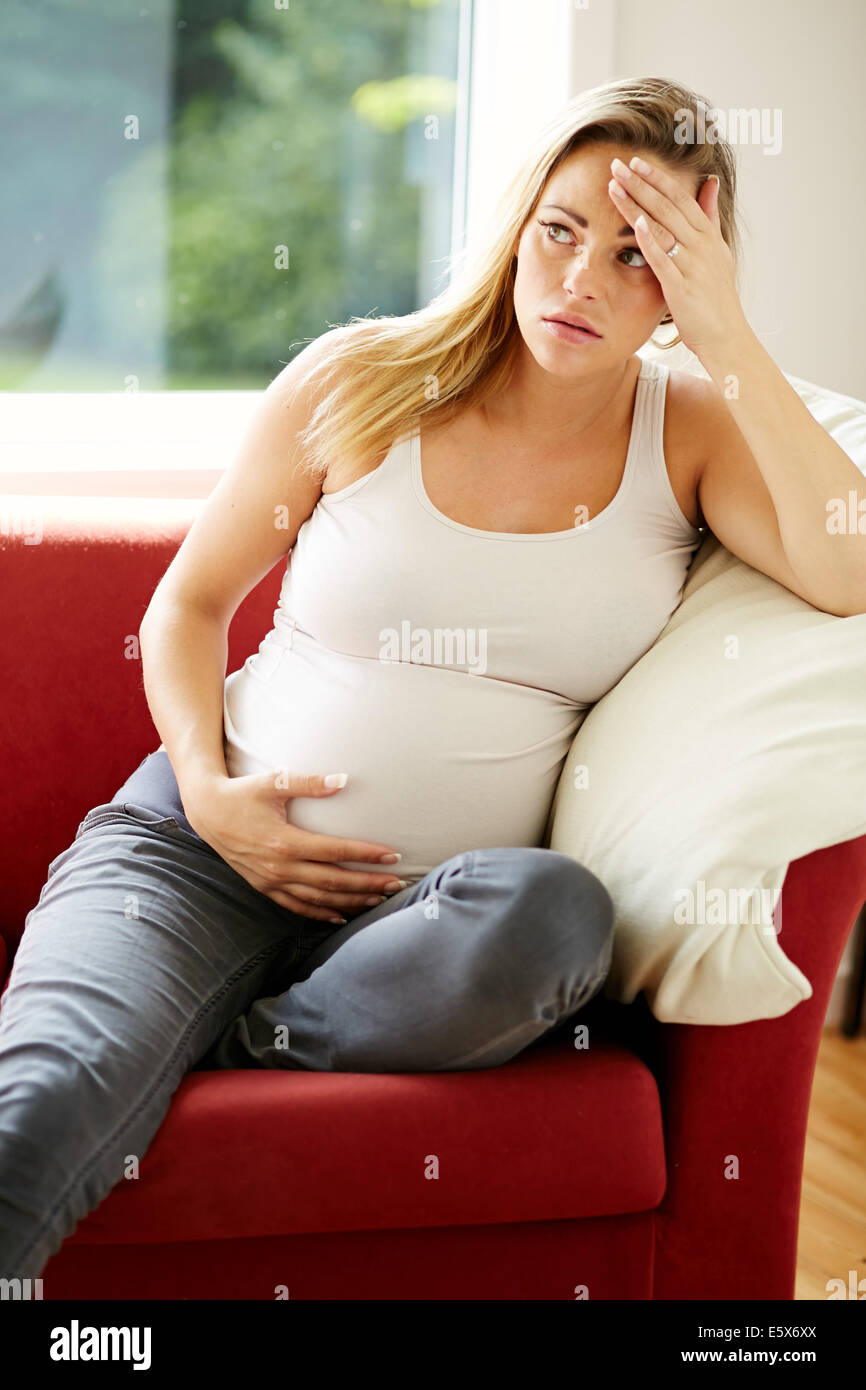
[{"xmin": 698, "ymin": 174, "xmax": 721, "ymax": 227}]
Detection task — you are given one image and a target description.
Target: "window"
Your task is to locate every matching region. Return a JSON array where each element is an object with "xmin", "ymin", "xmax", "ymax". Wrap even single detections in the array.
[
  {"xmin": 0, "ymin": 0, "xmax": 466, "ymax": 395},
  {"xmin": 1, "ymin": 0, "xmax": 586, "ymax": 497}
]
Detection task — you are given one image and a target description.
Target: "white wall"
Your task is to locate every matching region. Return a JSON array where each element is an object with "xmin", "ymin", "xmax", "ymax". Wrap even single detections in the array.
[{"xmin": 610, "ymin": 0, "xmax": 866, "ymax": 399}]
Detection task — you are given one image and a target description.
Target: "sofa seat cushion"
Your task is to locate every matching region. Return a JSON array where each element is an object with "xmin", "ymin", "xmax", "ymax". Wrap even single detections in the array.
[{"xmin": 66, "ymin": 1035, "xmax": 665, "ymax": 1245}]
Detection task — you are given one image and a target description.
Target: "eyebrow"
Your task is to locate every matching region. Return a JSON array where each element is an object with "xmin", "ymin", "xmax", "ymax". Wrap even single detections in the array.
[{"xmin": 540, "ymin": 203, "xmax": 636, "ymax": 239}]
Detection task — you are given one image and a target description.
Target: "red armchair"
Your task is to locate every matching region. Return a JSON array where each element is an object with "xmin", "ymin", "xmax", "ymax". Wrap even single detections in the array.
[{"xmin": 1, "ymin": 494, "xmax": 863, "ymax": 1300}]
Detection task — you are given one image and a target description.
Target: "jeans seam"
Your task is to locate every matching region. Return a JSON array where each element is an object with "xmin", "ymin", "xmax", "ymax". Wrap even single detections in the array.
[
  {"xmin": 460, "ymin": 849, "xmax": 480, "ymax": 878},
  {"xmin": 12, "ymin": 935, "xmax": 293, "ymax": 1273},
  {"xmin": 77, "ymin": 810, "xmax": 214, "ymax": 859},
  {"xmin": 121, "ymin": 803, "xmax": 179, "ymax": 829}
]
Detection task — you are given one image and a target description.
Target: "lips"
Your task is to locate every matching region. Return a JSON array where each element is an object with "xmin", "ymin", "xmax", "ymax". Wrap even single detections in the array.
[
  {"xmin": 546, "ymin": 315, "xmax": 601, "ymax": 337},
  {"xmin": 541, "ymin": 317, "xmax": 603, "ymax": 346}
]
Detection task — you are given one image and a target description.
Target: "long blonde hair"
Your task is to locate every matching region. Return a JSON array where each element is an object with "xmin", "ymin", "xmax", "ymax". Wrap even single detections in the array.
[{"xmin": 294, "ymin": 75, "xmax": 741, "ymax": 481}]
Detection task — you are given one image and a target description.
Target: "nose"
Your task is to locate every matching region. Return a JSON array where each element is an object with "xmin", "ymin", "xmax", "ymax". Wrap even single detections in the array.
[{"xmin": 561, "ymin": 243, "xmax": 602, "ymax": 298}]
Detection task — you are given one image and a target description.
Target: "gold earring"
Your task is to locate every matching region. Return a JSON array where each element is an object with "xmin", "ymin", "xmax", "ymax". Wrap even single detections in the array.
[{"xmin": 650, "ymin": 312, "xmax": 681, "ymax": 350}]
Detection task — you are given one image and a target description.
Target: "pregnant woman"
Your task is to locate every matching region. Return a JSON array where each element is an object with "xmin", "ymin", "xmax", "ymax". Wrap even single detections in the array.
[{"xmin": 3, "ymin": 74, "xmax": 809, "ymax": 1282}]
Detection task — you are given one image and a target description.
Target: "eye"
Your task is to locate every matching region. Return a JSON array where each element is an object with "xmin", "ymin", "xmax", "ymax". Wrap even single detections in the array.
[
  {"xmin": 536, "ymin": 218, "xmax": 572, "ymax": 244},
  {"xmin": 536, "ymin": 219, "xmax": 649, "ymax": 269}
]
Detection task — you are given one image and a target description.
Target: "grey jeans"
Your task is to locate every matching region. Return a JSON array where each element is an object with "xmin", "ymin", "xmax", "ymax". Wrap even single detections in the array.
[{"xmin": 0, "ymin": 751, "xmax": 614, "ymax": 1281}]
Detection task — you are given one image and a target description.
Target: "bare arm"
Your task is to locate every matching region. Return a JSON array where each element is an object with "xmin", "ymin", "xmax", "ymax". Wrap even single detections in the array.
[
  {"xmin": 138, "ymin": 333, "xmax": 330, "ymax": 812},
  {"xmin": 139, "ymin": 602, "xmax": 230, "ymax": 807}
]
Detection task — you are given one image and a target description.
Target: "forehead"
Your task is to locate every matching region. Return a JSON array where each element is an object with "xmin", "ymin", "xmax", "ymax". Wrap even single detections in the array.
[{"xmin": 547, "ymin": 142, "xmax": 698, "ymax": 197}]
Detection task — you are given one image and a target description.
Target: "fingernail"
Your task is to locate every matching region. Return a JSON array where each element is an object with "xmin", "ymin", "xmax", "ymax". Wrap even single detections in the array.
[
  {"xmin": 384, "ymin": 879, "xmax": 409, "ymax": 892},
  {"xmin": 329, "ymin": 915, "xmax": 347, "ymax": 924},
  {"xmin": 324, "ymin": 773, "xmax": 348, "ymax": 788},
  {"xmin": 379, "ymin": 852, "xmax": 402, "ymax": 863},
  {"xmin": 365, "ymin": 896, "xmax": 385, "ymax": 906}
]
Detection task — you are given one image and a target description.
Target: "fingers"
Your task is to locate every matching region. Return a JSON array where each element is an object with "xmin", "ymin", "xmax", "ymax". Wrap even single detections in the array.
[
  {"xmin": 282, "ymin": 882, "xmax": 389, "ymax": 912},
  {"xmin": 276, "ymin": 862, "xmax": 409, "ymax": 911},
  {"xmin": 609, "ymin": 178, "xmax": 676, "ymax": 250},
  {"xmin": 280, "ymin": 856, "xmax": 408, "ymax": 893},
  {"xmin": 623, "ymin": 155, "xmax": 708, "ymax": 234},
  {"xmin": 609, "ymin": 156, "xmax": 698, "ymax": 246},
  {"xmin": 608, "ymin": 179, "xmax": 683, "ymax": 265},
  {"xmin": 257, "ymin": 769, "xmax": 409, "ymax": 919},
  {"xmin": 252, "ymin": 848, "xmax": 408, "ymax": 910},
  {"xmin": 289, "ymin": 828, "xmax": 403, "ymax": 869},
  {"xmin": 264, "ymin": 887, "xmax": 347, "ymax": 922},
  {"xmin": 265, "ymin": 880, "xmax": 404, "ymax": 923},
  {"xmin": 267, "ymin": 769, "xmax": 350, "ymax": 797},
  {"xmin": 287, "ymin": 861, "xmax": 408, "ymax": 897},
  {"xmin": 286, "ymin": 882, "xmax": 406, "ymax": 910},
  {"xmin": 632, "ymin": 213, "xmax": 685, "ymax": 278}
]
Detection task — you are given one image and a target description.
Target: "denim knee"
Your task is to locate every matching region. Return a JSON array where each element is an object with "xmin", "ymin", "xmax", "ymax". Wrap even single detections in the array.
[
  {"xmin": 469, "ymin": 846, "xmax": 615, "ymax": 979},
  {"xmin": 540, "ymin": 849, "xmax": 615, "ymax": 976}
]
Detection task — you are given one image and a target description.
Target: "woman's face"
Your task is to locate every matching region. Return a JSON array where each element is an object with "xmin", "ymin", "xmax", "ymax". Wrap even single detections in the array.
[{"xmin": 512, "ymin": 141, "xmax": 700, "ymax": 373}]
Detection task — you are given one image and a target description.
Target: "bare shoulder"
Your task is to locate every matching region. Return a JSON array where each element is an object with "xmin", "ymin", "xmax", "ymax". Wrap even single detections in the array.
[
  {"xmin": 664, "ymin": 363, "xmax": 725, "ymax": 436},
  {"xmin": 264, "ymin": 325, "xmax": 372, "ymax": 492},
  {"xmin": 268, "ymin": 323, "xmax": 356, "ymax": 418}
]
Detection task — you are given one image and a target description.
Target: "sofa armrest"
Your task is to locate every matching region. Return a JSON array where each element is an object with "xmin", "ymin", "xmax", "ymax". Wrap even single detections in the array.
[
  {"xmin": 650, "ymin": 833, "xmax": 866, "ymax": 1300},
  {"xmin": 0, "ymin": 495, "xmax": 285, "ymax": 958}
]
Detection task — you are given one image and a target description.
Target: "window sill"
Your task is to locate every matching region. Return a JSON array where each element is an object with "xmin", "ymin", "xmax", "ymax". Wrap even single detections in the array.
[{"xmin": 0, "ymin": 390, "xmax": 261, "ymax": 498}]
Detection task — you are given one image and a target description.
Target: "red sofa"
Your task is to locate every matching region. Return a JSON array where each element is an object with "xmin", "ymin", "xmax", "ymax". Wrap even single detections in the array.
[{"xmin": 1, "ymin": 494, "xmax": 864, "ymax": 1300}]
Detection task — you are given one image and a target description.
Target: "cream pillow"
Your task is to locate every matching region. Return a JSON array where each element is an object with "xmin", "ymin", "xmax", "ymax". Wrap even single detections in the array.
[{"xmin": 545, "ymin": 370, "xmax": 866, "ymax": 1025}]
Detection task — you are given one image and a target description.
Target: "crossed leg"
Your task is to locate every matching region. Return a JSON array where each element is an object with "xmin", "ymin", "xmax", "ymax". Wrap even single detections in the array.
[{"xmin": 198, "ymin": 845, "xmax": 615, "ymax": 1073}]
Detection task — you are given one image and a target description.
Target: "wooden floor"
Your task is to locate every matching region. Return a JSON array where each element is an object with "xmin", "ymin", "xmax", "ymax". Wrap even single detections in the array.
[{"xmin": 795, "ymin": 1029, "xmax": 866, "ymax": 1299}]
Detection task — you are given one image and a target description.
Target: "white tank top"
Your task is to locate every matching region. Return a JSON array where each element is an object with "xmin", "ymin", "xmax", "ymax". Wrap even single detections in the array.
[{"xmin": 223, "ymin": 356, "xmax": 702, "ymax": 883}]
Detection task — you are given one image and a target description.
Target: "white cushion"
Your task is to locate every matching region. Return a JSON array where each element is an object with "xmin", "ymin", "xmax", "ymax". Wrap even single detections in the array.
[{"xmin": 545, "ymin": 370, "xmax": 866, "ymax": 1024}]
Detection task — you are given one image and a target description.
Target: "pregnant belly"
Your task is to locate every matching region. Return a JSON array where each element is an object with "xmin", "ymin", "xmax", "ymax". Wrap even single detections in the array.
[{"xmin": 223, "ymin": 634, "xmax": 585, "ymax": 883}]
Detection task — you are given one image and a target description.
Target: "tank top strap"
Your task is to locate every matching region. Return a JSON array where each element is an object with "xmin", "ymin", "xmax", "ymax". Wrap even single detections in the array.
[
  {"xmin": 638, "ymin": 354, "xmax": 669, "ymax": 457},
  {"xmin": 629, "ymin": 356, "xmax": 700, "ymax": 536},
  {"xmin": 317, "ymin": 426, "xmax": 413, "ymax": 505}
]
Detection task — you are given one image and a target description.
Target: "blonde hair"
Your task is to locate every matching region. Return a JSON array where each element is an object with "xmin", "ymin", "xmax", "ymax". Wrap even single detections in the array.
[{"xmin": 294, "ymin": 75, "xmax": 741, "ymax": 481}]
